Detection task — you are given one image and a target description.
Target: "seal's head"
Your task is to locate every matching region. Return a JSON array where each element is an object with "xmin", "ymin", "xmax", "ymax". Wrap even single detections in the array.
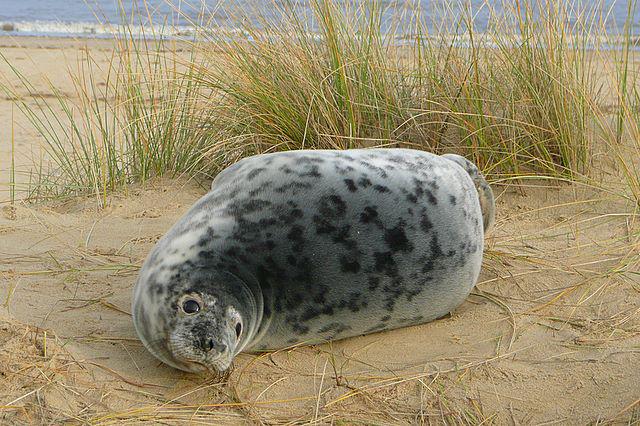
[
  {"xmin": 132, "ymin": 229, "xmax": 261, "ymax": 376},
  {"xmin": 442, "ymin": 153, "xmax": 496, "ymax": 233}
]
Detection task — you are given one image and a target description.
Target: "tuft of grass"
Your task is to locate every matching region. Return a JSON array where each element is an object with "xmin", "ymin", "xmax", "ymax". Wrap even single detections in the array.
[
  {"xmin": 192, "ymin": 0, "xmax": 602, "ymax": 179},
  {"xmin": 193, "ymin": 0, "xmax": 431, "ymax": 161},
  {"xmin": 0, "ymin": 0, "xmax": 638, "ymax": 202},
  {"xmin": 1, "ymin": 33, "xmax": 217, "ymax": 205},
  {"xmin": 602, "ymin": 0, "xmax": 640, "ymax": 207},
  {"xmin": 447, "ymin": 0, "xmax": 595, "ymax": 177}
]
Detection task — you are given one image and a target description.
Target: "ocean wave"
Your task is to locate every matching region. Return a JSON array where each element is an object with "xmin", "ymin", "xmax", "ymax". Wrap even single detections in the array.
[
  {"xmin": 0, "ymin": 19, "xmax": 637, "ymax": 51},
  {"xmin": 0, "ymin": 20, "xmax": 199, "ymax": 38}
]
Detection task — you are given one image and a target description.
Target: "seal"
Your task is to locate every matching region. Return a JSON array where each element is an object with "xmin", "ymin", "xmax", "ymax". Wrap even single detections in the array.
[{"xmin": 132, "ymin": 148, "xmax": 495, "ymax": 376}]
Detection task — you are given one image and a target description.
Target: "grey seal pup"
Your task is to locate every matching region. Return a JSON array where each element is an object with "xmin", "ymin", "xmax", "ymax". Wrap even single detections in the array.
[{"xmin": 132, "ymin": 149, "xmax": 495, "ymax": 375}]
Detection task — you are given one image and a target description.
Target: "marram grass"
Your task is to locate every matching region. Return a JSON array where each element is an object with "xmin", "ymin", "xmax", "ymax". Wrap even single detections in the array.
[
  {"xmin": 0, "ymin": 0, "xmax": 638, "ymax": 204},
  {"xmin": 1, "ymin": 35, "xmax": 217, "ymax": 204},
  {"xmin": 195, "ymin": 0, "xmax": 596, "ymax": 179}
]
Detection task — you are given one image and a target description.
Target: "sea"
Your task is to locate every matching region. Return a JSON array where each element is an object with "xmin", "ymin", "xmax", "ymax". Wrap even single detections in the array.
[{"xmin": 0, "ymin": 0, "xmax": 637, "ymax": 39}]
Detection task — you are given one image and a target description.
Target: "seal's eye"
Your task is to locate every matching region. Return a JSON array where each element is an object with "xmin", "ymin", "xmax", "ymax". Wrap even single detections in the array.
[
  {"xmin": 235, "ymin": 322, "xmax": 242, "ymax": 339},
  {"xmin": 182, "ymin": 299, "xmax": 201, "ymax": 314}
]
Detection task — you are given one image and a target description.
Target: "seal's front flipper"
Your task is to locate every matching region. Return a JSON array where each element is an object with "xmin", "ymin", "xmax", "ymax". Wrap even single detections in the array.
[{"xmin": 441, "ymin": 154, "xmax": 495, "ymax": 233}]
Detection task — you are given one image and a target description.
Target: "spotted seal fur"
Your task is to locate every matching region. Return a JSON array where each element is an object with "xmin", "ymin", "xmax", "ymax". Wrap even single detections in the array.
[{"xmin": 132, "ymin": 148, "xmax": 495, "ymax": 375}]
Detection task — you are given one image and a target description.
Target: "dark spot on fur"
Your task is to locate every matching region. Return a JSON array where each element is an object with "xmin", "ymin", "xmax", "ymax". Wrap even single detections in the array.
[
  {"xmin": 249, "ymin": 181, "xmax": 273, "ymax": 197},
  {"xmin": 368, "ymin": 276, "xmax": 380, "ymax": 290},
  {"xmin": 287, "ymin": 225, "xmax": 305, "ymax": 251},
  {"xmin": 279, "ymin": 165, "xmax": 293, "ymax": 174},
  {"xmin": 420, "ymin": 212, "xmax": 433, "ymax": 233},
  {"xmin": 449, "ymin": 195, "xmax": 457, "ymax": 205},
  {"xmin": 360, "ymin": 206, "xmax": 378, "ymax": 224},
  {"xmin": 287, "ymin": 226, "xmax": 304, "ymax": 241},
  {"xmin": 339, "ymin": 292, "xmax": 366, "ymax": 312},
  {"xmin": 275, "ymin": 181, "xmax": 313, "ymax": 193},
  {"xmin": 382, "ymin": 281, "xmax": 404, "ymax": 311},
  {"xmin": 313, "ymin": 216, "xmax": 336, "ymax": 235},
  {"xmin": 299, "ymin": 165, "xmax": 322, "ymax": 178},
  {"xmin": 247, "ymin": 167, "xmax": 266, "ymax": 180},
  {"xmin": 344, "ymin": 179, "xmax": 357, "ymax": 192},
  {"xmin": 340, "ymin": 256, "xmax": 361, "ymax": 273},
  {"xmin": 301, "ymin": 307, "xmax": 320, "ymax": 321},
  {"xmin": 425, "ymin": 189, "xmax": 438, "ymax": 204},
  {"xmin": 318, "ymin": 194, "xmax": 346, "ymax": 218},
  {"xmin": 284, "ymin": 291, "xmax": 304, "ymax": 310},
  {"xmin": 322, "ymin": 305, "xmax": 334, "ymax": 316},
  {"xmin": 277, "ymin": 206, "xmax": 304, "ymax": 223},
  {"xmin": 374, "ymin": 252, "xmax": 398, "ymax": 276},
  {"xmin": 384, "ymin": 221, "xmax": 413, "ymax": 253},
  {"xmin": 292, "ymin": 323, "xmax": 310, "ymax": 335},
  {"xmin": 331, "ymin": 225, "xmax": 357, "ymax": 250},
  {"xmin": 335, "ymin": 164, "xmax": 355, "ymax": 175},
  {"xmin": 358, "ymin": 176, "xmax": 372, "ymax": 188},
  {"xmin": 258, "ymin": 217, "xmax": 278, "ymax": 227},
  {"xmin": 421, "ymin": 235, "xmax": 444, "ymax": 273},
  {"xmin": 298, "ymin": 155, "xmax": 325, "ymax": 164},
  {"xmin": 374, "ymin": 184, "xmax": 390, "ymax": 193},
  {"xmin": 314, "ymin": 195, "xmax": 349, "ymax": 236},
  {"xmin": 359, "ymin": 161, "xmax": 388, "ymax": 178},
  {"xmin": 313, "ymin": 285, "xmax": 330, "ymax": 305},
  {"xmin": 430, "ymin": 235, "xmax": 444, "ymax": 257},
  {"xmin": 318, "ymin": 322, "xmax": 351, "ymax": 334},
  {"xmin": 227, "ymin": 199, "xmax": 271, "ymax": 217}
]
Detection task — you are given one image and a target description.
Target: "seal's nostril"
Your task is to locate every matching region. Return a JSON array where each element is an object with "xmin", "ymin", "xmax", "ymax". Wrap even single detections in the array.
[
  {"xmin": 201, "ymin": 338, "xmax": 214, "ymax": 352},
  {"xmin": 201, "ymin": 338, "xmax": 227, "ymax": 353}
]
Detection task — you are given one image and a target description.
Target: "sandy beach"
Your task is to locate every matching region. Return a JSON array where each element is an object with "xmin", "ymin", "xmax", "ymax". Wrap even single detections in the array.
[{"xmin": 1, "ymin": 36, "xmax": 639, "ymax": 424}]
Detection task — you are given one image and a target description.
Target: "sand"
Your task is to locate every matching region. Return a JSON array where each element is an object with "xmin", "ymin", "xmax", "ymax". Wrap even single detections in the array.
[{"xmin": 0, "ymin": 36, "xmax": 639, "ymax": 424}]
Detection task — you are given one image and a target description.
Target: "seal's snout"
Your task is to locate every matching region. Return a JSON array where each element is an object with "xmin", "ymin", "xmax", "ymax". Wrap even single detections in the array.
[{"xmin": 200, "ymin": 337, "xmax": 227, "ymax": 354}]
